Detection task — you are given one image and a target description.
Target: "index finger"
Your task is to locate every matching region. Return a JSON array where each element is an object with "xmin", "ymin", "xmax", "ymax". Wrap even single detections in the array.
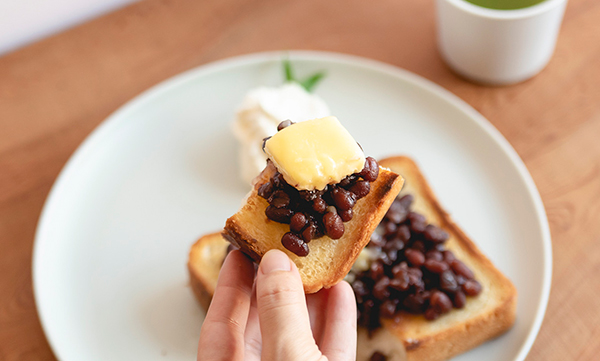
[{"xmin": 197, "ymin": 250, "xmax": 255, "ymax": 361}]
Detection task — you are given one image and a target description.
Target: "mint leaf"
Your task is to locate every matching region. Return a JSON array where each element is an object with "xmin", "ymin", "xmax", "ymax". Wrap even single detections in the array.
[
  {"xmin": 300, "ymin": 72, "xmax": 326, "ymax": 92},
  {"xmin": 282, "ymin": 58, "xmax": 326, "ymax": 92},
  {"xmin": 283, "ymin": 58, "xmax": 295, "ymax": 82}
]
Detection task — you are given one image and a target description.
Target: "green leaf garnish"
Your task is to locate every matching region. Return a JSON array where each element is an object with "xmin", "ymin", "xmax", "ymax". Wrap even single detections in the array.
[
  {"xmin": 282, "ymin": 58, "xmax": 326, "ymax": 92},
  {"xmin": 300, "ymin": 72, "xmax": 326, "ymax": 92},
  {"xmin": 283, "ymin": 58, "xmax": 295, "ymax": 82}
]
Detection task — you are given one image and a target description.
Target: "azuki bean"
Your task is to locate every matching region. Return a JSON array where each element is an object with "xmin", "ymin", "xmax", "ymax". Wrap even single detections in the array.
[
  {"xmin": 430, "ymin": 290, "xmax": 453, "ymax": 313},
  {"xmin": 380, "ymin": 300, "xmax": 397, "ymax": 318},
  {"xmin": 281, "ymin": 232, "xmax": 309, "ymax": 256},
  {"xmin": 373, "ymin": 277, "xmax": 391, "ymax": 300},
  {"xmin": 398, "ymin": 194, "xmax": 414, "ymax": 209},
  {"xmin": 258, "ymin": 181, "xmax": 274, "ymax": 199},
  {"xmin": 301, "ymin": 223, "xmax": 315, "ymax": 242},
  {"xmin": 349, "ymin": 180, "xmax": 370, "ymax": 199},
  {"xmin": 439, "ymin": 270, "xmax": 459, "ymax": 293},
  {"xmin": 453, "ymin": 291, "xmax": 466, "ymax": 309},
  {"xmin": 323, "ymin": 211, "xmax": 344, "ymax": 239},
  {"xmin": 265, "ymin": 205, "xmax": 293, "ymax": 223},
  {"xmin": 290, "ymin": 212, "xmax": 307, "ymax": 233},
  {"xmin": 360, "ymin": 156, "xmax": 380, "ymax": 182},
  {"xmin": 312, "ymin": 197, "xmax": 327, "ymax": 213},
  {"xmin": 331, "ymin": 187, "xmax": 357, "ymax": 211},
  {"xmin": 424, "ymin": 259, "xmax": 449, "ymax": 273},
  {"xmin": 463, "ymin": 280, "xmax": 482, "ymax": 296},
  {"xmin": 424, "ymin": 224, "xmax": 449, "ymax": 243},
  {"xmin": 277, "ymin": 119, "xmax": 293, "ymax": 131},
  {"xmin": 408, "ymin": 212, "xmax": 427, "ymax": 233},
  {"xmin": 339, "ymin": 208, "xmax": 353, "ymax": 222},
  {"xmin": 405, "ymin": 248, "xmax": 425, "ymax": 267},
  {"xmin": 270, "ymin": 190, "xmax": 290, "ymax": 208},
  {"xmin": 425, "ymin": 250, "xmax": 443, "ymax": 261},
  {"xmin": 451, "ymin": 259, "xmax": 475, "ymax": 280}
]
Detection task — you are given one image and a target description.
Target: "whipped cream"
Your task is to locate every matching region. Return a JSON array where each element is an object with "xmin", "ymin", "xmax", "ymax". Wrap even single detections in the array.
[{"xmin": 231, "ymin": 82, "xmax": 330, "ymax": 185}]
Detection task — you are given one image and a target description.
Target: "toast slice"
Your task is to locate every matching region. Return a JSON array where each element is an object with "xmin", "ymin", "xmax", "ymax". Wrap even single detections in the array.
[
  {"xmin": 223, "ymin": 161, "xmax": 404, "ymax": 293},
  {"xmin": 189, "ymin": 156, "xmax": 517, "ymax": 360}
]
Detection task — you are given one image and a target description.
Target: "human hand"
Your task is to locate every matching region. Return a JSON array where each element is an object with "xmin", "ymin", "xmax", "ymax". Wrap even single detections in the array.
[{"xmin": 197, "ymin": 249, "xmax": 357, "ymax": 361}]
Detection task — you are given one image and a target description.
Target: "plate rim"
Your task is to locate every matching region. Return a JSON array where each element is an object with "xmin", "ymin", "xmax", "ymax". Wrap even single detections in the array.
[{"xmin": 33, "ymin": 50, "xmax": 552, "ymax": 361}]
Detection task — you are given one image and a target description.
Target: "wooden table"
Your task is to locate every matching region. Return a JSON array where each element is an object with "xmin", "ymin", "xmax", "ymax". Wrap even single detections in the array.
[{"xmin": 1, "ymin": 0, "xmax": 599, "ymax": 359}]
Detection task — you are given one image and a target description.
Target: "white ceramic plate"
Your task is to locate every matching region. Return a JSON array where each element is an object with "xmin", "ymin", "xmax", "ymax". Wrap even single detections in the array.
[{"xmin": 33, "ymin": 51, "xmax": 551, "ymax": 361}]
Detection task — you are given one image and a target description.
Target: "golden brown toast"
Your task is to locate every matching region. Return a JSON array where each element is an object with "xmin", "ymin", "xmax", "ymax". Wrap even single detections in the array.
[
  {"xmin": 188, "ymin": 156, "xmax": 517, "ymax": 360},
  {"xmin": 223, "ymin": 161, "xmax": 404, "ymax": 293}
]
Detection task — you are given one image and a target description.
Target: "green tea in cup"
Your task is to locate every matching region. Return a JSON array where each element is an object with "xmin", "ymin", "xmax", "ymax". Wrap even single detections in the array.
[{"xmin": 464, "ymin": 0, "xmax": 546, "ymax": 10}]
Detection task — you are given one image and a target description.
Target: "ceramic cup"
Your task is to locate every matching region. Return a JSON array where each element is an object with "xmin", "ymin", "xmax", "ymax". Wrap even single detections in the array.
[{"xmin": 436, "ymin": 0, "xmax": 568, "ymax": 85}]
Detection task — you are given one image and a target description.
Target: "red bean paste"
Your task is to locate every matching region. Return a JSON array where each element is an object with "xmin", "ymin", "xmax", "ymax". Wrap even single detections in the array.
[{"xmin": 350, "ymin": 194, "xmax": 482, "ymax": 332}]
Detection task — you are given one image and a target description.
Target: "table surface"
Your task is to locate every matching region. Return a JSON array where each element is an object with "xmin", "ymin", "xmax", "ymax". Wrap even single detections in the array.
[{"xmin": 1, "ymin": 0, "xmax": 599, "ymax": 359}]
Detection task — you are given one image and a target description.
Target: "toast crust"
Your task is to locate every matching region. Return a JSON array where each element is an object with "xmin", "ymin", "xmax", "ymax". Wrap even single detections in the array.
[
  {"xmin": 223, "ymin": 161, "xmax": 404, "ymax": 293},
  {"xmin": 377, "ymin": 156, "xmax": 517, "ymax": 361},
  {"xmin": 189, "ymin": 155, "xmax": 517, "ymax": 361}
]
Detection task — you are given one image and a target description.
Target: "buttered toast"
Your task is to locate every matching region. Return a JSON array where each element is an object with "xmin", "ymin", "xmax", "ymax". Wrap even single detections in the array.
[
  {"xmin": 223, "ymin": 161, "xmax": 404, "ymax": 293},
  {"xmin": 188, "ymin": 156, "xmax": 516, "ymax": 361}
]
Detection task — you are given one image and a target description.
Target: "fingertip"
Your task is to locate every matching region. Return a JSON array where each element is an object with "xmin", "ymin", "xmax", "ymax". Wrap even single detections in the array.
[{"xmin": 259, "ymin": 249, "xmax": 293, "ymax": 275}]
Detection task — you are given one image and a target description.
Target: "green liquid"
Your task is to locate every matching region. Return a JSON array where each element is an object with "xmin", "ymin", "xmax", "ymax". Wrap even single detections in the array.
[{"xmin": 464, "ymin": 0, "xmax": 546, "ymax": 10}]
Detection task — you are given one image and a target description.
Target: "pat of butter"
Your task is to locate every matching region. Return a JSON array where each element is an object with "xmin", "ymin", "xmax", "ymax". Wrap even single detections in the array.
[{"xmin": 264, "ymin": 116, "xmax": 365, "ymax": 190}]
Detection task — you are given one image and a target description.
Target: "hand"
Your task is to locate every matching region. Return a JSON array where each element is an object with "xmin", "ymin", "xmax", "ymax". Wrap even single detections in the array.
[{"xmin": 197, "ymin": 249, "xmax": 357, "ymax": 361}]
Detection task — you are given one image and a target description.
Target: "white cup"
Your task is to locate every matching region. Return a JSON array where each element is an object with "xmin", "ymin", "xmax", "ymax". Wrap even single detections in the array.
[{"xmin": 436, "ymin": 0, "xmax": 568, "ymax": 85}]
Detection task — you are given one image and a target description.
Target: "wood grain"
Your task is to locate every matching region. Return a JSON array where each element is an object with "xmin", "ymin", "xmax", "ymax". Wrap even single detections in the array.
[{"xmin": 1, "ymin": 0, "xmax": 599, "ymax": 359}]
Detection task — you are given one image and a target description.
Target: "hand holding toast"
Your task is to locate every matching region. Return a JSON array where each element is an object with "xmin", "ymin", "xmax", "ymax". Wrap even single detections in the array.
[{"xmin": 197, "ymin": 249, "xmax": 357, "ymax": 361}]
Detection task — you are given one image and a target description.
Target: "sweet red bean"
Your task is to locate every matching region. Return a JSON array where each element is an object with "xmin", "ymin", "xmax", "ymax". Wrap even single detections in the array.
[
  {"xmin": 373, "ymin": 277, "xmax": 391, "ymax": 300},
  {"xmin": 405, "ymin": 248, "xmax": 425, "ymax": 267},
  {"xmin": 443, "ymin": 250, "xmax": 456, "ymax": 264},
  {"xmin": 439, "ymin": 270, "xmax": 459, "ymax": 293},
  {"xmin": 323, "ymin": 211, "xmax": 344, "ymax": 239},
  {"xmin": 396, "ymin": 224, "xmax": 411, "ymax": 242},
  {"xmin": 463, "ymin": 280, "xmax": 482, "ymax": 296},
  {"xmin": 257, "ymin": 181, "xmax": 274, "ymax": 199},
  {"xmin": 453, "ymin": 291, "xmax": 466, "ymax": 308},
  {"xmin": 339, "ymin": 174, "xmax": 358, "ymax": 188},
  {"xmin": 370, "ymin": 261, "xmax": 385, "ymax": 280},
  {"xmin": 352, "ymin": 279, "xmax": 369, "ymax": 297},
  {"xmin": 426, "ymin": 250, "xmax": 443, "ymax": 261},
  {"xmin": 331, "ymin": 187, "xmax": 357, "ymax": 211},
  {"xmin": 380, "ymin": 300, "xmax": 398, "ymax": 318},
  {"xmin": 451, "ymin": 259, "xmax": 475, "ymax": 280},
  {"xmin": 290, "ymin": 212, "xmax": 307, "ymax": 233},
  {"xmin": 349, "ymin": 180, "xmax": 371, "ymax": 199},
  {"xmin": 360, "ymin": 156, "xmax": 380, "ymax": 182},
  {"xmin": 270, "ymin": 190, "xmax": 290, "ymax": 208},
  {"xmin": 390, "ymin": 275, "xmax": 409, "ymax": 291},
  {"xmin": 384, "ymin": 221, "xmax": 397, "ymax": 235},
  {"xmin": 424, "ymin": 259, "xmax": 449, "ymax": 273},
  {"xmin": 277, "ymin": 119, "xmax": 293, "ymax": 131},
  {"xmin": 408, "ymin": 212, "xmax": 427, "ymax": 233},
  {"xmin": 301, "ymin": 224, "xmax": 315, "ymax": 242},
  {"xmin": 265, "ymin": 205, "xmax": 293, "ymax": 223},
  {"xmin": 430, "ymin": 290, "xmax": 453, "ymax": 313},
  {"xmin": 339, "ymin": 208, "xmax": 353, "ymax": 222},
  {"xmin": 424, "ymin": 224, "xmax": 449, "ymax": 243},
  {"xmin": 281, "ymin": 232, "xmax": 309, "ymax": 256},
  {"xmin": 398, "ymin": 194, "xmax": 414, "ymax": 209},
  {"xmin": 312, "ymin": 197, "xmax": 327, "ymax": 213},
  {"xmin": 424, "ymin": 307, "xmax": 440, "ymax": 320}
]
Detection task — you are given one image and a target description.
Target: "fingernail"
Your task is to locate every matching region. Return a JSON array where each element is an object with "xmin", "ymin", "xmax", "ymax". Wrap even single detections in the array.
[{"xmin": 260, "ymin": 250, "xmax": 292, "ymax": 274}]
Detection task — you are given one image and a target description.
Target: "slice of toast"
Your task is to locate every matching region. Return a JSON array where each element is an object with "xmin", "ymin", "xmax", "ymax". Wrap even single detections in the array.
[
  {"xmin": 188, "ymin": 156, "xmax": 517, "ymax": 361},
  {"xmin": 223, "ymin": 161, "xmax": 404, "ymax": 293}
]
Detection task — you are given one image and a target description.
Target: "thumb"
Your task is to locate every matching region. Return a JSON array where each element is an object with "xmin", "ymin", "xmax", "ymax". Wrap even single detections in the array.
[{"xmin": 255, "ymin": 250, "xmax": 322, "ymax": 361}]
